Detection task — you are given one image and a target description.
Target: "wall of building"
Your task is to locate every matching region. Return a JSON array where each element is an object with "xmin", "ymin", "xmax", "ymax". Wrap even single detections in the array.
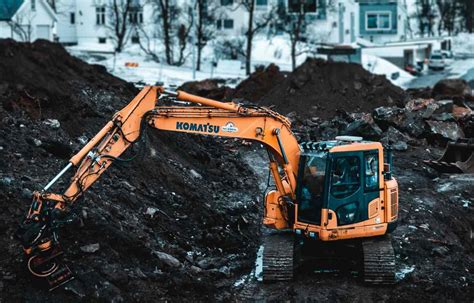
[
  {"xmin": 359, "ymin": 2, "xmax": 396, "ymax": 43},
  {"xmin": 0, "ymin": 0, "xmax": 56, "ymax": 42},
  {"xmin": 362, "ymin": 43, "xmax": 429, "ymax": 67},
  {"xmin": 75, "ymin": 0, "xmax": 108, "ymax": 46},
  {"xmin": 55, "ymin": 0, "xmax": 77, "ymax": 44}
]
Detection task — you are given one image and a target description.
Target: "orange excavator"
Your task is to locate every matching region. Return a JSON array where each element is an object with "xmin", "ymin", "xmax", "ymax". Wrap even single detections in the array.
[{"xmin": 16, "ymin": 86, "xmax": 399, "ymax": 290}]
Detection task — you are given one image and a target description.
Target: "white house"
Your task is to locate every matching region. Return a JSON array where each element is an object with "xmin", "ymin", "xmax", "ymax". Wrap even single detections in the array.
[
  {"xmin": 308, "ymin": 0, "xmax": 359, "ymax": 45},
  {"xmin": 357, "ymin": 0, "xmax": 409, "ymax": 44},
  {"xmin": 55, "ymin": 0, "xmax": 150, "ymax": 50},
  {"xmin": 214, "ymin": 0, "xmax": 360, "ymax": 45},
  {"xmin": 54, "ymin": 0, "xmax": 77, "ymax": 44},
  {"xmin": 0, "ymin": 0, "xmax": 57, "ymax": 42}
]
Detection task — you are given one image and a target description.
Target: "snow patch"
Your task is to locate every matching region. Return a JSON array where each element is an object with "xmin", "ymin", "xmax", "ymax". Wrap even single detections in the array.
[
  {"xmin": 396, "ymin": 265, "xmax": 415, "ymax": 281},
  {"xmin": 254, "ymin": 245, "xmax": 264, "ymax": 281},
  {"xmin": 362, "ymin": 54, "xmax": 414, "ymax": 88}
]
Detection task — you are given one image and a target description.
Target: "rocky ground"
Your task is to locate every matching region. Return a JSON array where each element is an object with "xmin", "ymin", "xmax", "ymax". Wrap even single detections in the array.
[
  {"xmin": 0, "ymin": 39, "xmax": 473, "ymax": 302},
  {"xmin": 0, "ymin": 40, "xmax": 261, "ymax": 301}
]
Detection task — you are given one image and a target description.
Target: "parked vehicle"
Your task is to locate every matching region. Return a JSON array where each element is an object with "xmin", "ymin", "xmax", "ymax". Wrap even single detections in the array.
[
  {"xmin": 404, "ymin": 64, "xmax": 422, "ymax": 76},
  {"xmin": 433, "ymin": 49, "xmax": 454, "ymax": 59},
  {"xmin": 428, "ymin": 54, "xmax": 446, "ymax": 70}
]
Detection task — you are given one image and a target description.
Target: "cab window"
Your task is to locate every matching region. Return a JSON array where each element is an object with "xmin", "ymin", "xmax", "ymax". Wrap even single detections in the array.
[
  {"xmin": 364, "ymin": 153, "xmax": 379, "ymax": 191},
  {"xmin": 330, "ymin": 156, "xmax": 360, "ymax": 199},
  {"xmin": 297, "ymin": 153, "xmax": 327, "ymax": 224}
]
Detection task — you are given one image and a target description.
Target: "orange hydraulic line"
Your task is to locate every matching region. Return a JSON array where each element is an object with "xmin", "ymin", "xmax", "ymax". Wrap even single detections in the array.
[{"xmin": 175, "ymin": 90, "xmax": 241, "ymax": 112}]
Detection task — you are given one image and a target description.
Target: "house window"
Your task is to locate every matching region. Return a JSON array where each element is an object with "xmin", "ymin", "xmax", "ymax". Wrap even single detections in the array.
[
  {"xmin": 96, "ymin": 6, "xmax": 106, "ymax": 25},
  {"xmin": 216, "ymin": 19, "xmax": 233, "ymax": 30},
  {"xmin": 31, "ymin": 0, "xmax": 36, "ymax": 11},
  {"xmin": 220, "ymin": 0, "xmax": 233, "ymax": 6},
  {"xmin": 70, "ymin": 12, "xmax": 75, "ymax": 24},
  {"xmin": 98, "ymin": 37, "xmax": 106, "ymax": 44},
  {"xmin": 223, "ymin": 19, "xmax": 234, "ymax": 29},
  {"xmin": 288, "ymin": 0, "xmax": 317, "ymax": 13},
  {"xmin": 256, "ymin": 0, "xmax": 268, "ymax": 5},
  {"xmin": 131, "ymin": 35, "xmax": 140, "ymax": 44},
  {"xmin": 366, "ymin": 12, "xmax": 391, "ymax": 30},
  {"xmin": 129, "ymin": 7, "xmax": 143, "ymax": 24}
]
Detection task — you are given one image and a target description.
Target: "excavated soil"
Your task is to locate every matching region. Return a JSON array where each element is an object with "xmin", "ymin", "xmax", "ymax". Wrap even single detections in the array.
[
  {"xmin": 0, "ymin": 40, "xmax": 472, "ymax": 302},
  {"xmin": 0, "ymin": 39, "xmax": 261, "ymax": 301},
  {"xmin": 230, "ymin": 58, "xmax": 408, "ymax": 119}
]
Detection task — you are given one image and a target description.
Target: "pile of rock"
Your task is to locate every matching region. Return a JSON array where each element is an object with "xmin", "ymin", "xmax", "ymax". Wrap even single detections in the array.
[{"xmin": 291, "ymin": 79, "xmax": 473, "ymax": 151}]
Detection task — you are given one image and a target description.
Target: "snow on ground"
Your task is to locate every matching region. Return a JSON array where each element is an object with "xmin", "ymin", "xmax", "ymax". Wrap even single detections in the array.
[
  {"xmin": 453, "ymin": 33, "xmax": 474, "ymax": 58},
  {"xmin": 251, "ymin": 36, "xmax": 312, "ymax": 71},
  {"xmin": 362, "ymin": 54, "xmax": 414, "ymax": 88},
  {"xmin": 68, "ymin": 36, "xmax": 413, "ymax": 89},
  {"xmin": 69, "ymin": 44, "xmax": 246, "ymax": 87},
  {"xmin": 446, "ymin": 58, "xmax": 474, "ymax": 79}
]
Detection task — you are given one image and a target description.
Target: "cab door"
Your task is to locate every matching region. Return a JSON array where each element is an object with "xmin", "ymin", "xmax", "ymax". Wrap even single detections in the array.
[{"xmin": 326, "ymin": 150, "xmax": 380, "ymax": 226}]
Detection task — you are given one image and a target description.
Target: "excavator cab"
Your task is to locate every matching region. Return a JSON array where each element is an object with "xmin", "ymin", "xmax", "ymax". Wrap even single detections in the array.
[
  {"xmin": 296, "ymin": 138, "xmax": 383, "ymax": 228},
  {"xmin": 292, "ymin": 136, "xmax": 397, "ymax": 239}
]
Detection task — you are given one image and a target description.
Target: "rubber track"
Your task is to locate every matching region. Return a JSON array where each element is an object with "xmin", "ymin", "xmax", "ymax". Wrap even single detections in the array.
[
  {"xmin": 362, "ymin": 237, "xmax": 396, "ymax": 285},
  {"xmin": 262, "ymin": 234, "xmax": 294, "ymax": 282}
]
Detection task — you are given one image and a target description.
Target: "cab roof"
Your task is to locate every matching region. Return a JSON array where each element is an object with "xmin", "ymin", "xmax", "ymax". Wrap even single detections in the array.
[{"xmin": 299, "ymin": 138, "xmax": 382, "ymax": 155}]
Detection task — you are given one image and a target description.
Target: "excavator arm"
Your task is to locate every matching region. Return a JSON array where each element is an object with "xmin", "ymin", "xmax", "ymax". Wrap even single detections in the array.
[{"xmin": 17, "ymin": 86, "xmax": 301, "ymax": 289}]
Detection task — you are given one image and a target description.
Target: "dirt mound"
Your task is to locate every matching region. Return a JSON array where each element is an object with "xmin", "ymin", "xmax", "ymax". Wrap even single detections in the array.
[
  {"xmin": 432, "ymin": 78, "xmax": 472, "ymax": 98},
  {"xmin": 251, "ymin": 58, "xmax": 407, "ymax": 119},
  {"xmin": 0, "ymin": 39, "xmax": 136, "ymax": 135},
  {"xmin": 231, "ymin": 64, "xmax": 288, "ymax": 103},
  {"xmin": 178, "ymin": 79, "xmax": 234, "ymax": 100},
  {"xmin": 0, "ymin": 39, "xmax": 260, "ymax": 301}
]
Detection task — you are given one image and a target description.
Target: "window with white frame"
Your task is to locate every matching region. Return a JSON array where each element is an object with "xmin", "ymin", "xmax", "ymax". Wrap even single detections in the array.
[
  {"xmin": 216, "ymin": 19, "xmax": 234, "ymax": 30},
  {"xmin": 256, "ymin": 0, "xmax": 268, "ymax": 6},
  {"xmin": 129, "ymin": 6, "xmax": 143, "ymax": 24},
  {"xmin": 96, "ymin": 6, "xmax": 106, "ymax": 25},
  {"xmin": 366, "ymin": 12, "xmax": 391, "ymax": 30},
  {"xmin": 31, "ymin": 0, "xmax": 36, "ymax": 11}
]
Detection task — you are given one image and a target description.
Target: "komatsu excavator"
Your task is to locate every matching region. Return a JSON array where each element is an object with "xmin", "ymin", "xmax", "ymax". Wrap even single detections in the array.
[{"xmin": 17, "ymin": 86, "xmax": 398, "ymax": 290}]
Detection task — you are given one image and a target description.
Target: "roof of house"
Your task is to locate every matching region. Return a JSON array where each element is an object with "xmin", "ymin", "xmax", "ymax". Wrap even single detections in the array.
[{"xmin": 0, "ymin": 0, "xmax": 24, "ymax": 21}]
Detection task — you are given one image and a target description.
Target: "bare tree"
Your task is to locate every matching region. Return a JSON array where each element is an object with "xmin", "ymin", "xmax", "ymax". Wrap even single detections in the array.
[
  {"xmin": 47, "ymin": 0, "xmax": 57, "ymax": 11},
  {"xmin": 436, "ymin": 0, "xmax": 458, "ymax": 35},
  {"xmin": 276, "ymin": 0, "xmax": 309, "ymax": 70},
  {"xmin": 456, "ymin": 0, "xmax": 473, "ymax": 33},
  {"xmin": 107, "ymin": 0, "xmax": 134, "ymax": 52},
  {"xmin": 7, "ymin": 11, "xmax": 34, "ymax": 42},
  {"xmin": 153, "ymin": 0, "xmax": 181, "ymax": 64},
  {"xmin": 138, "ymin": 0, "xmax": 193, "ymax": 65},
  {"xmin": 175, "ymin": 11, "xmax": 193, "ymax": 66},
  {"xmin": 414, "ymin": 0, "xmax": 437, "ymax": 37},
  {"xmin": 195, "ymin": 0, "xmax": 216, "ymax": 71},
  {"xmin": 213, "ymin": 36, "xmax": 246, "ymax": 61},
  {"xmin": 239, "ymin": 0, "xmax": 275, "ymax": 75},
  {"xmin": 137, "ymin": 25, "xmax": 161, "ymax": 62}
]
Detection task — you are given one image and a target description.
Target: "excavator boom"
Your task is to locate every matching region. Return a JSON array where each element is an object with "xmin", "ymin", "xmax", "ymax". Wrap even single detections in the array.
[{"xmin": 17, "ymin": 86, "xmax": 301, "ymax": 289}]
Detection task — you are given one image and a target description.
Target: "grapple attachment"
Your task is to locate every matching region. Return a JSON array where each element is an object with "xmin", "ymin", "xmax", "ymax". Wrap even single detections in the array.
[
  {"xmin": 424, "ymin": 139, "xmax": 474, "ymax": 173},
  {"xmin": 27, "ymin": 244, "xmax": 74, "ymax": 291},
  {"xmin": 17, "ymin": 192, "xmax": 76, "ymax": 290}
]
